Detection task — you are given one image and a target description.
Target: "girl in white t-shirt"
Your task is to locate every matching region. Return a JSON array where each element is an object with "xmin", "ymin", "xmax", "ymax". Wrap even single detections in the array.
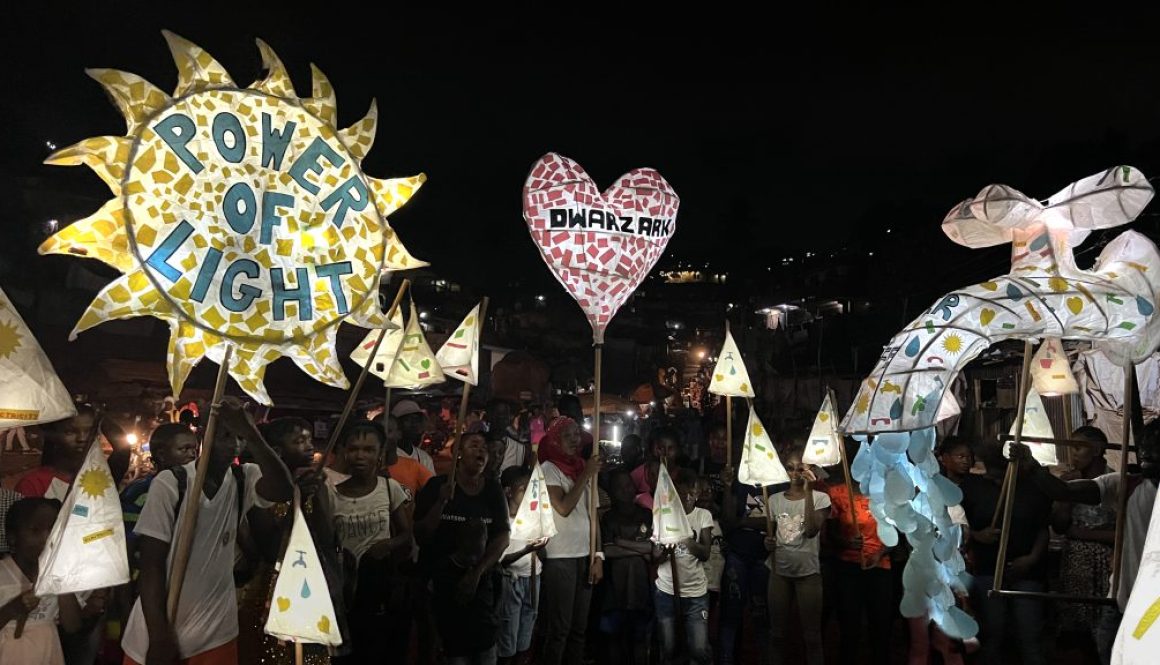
[
  {"xmin": 764, "ymin": 448, "xmax": 830, "ymax": 665},
  {"xmin": 322, "ymin": 421, "xmax": 412, "ymax": 662},
  {"xmin": 654, "ymin": 467, "xmax": 714, "ymax": 665},
  {"xmin": 0, "ymin": 498, "xmax": 83, "ymax": 665}
]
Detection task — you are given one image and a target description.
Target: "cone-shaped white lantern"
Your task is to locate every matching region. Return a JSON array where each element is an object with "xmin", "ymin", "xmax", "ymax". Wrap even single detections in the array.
[
  {"xmin": 511, "ymin": 462, "xmax": 558, "ymax": 542},
  {"xmin": 36, "ymin": 437, "xmax": 129, "ymax": 594},
  {"xmin": 1004, "ymin": 387, "xmax": 1059, "ymax": 465},
  {"xmin": 384, "ymin": 302, "xmax": 444, "ymax": 390},
  {"xmin": 708, "ymin": 330, "xmax": 755, "ymax": 398},
  {"xmin": 802, "ymin": 394, "xmax": 843, "ymax": 466},
  {"xmin": 738, "ymin": 404, "xmax": 790, "ymax": 486},
  {"xmin": 436, "ymin": 302, "xmax": 482, "ymax": 386},
  {"xmin": 652, "ymin": 462, "xmax": 693, "ymax": 545},
  {"xmin": 0, "ymin": 286, "xmax": 76, "ymax": 428},
  {"xmin": 1030, "ymin": 338, "xmax": 1078, "ymax": 396},
  {"xmin": 264, "ymin": 497, "xmax": 343, "ymax": 647},
  {"xmin": 1112, "ymin": 480, "xmax": 1160, "ymax": 662},
  {"xmin": 350, "ymin": 306, "xmax": 405, "ymax": 382}
]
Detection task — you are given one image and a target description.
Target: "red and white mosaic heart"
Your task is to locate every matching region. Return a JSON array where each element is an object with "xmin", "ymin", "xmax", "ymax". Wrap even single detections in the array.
[{"xmin": 522, "ymin": 153, "xmax": 679, "ymax": 342}]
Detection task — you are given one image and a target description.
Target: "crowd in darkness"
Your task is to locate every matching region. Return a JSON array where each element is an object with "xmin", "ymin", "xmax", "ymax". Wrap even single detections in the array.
[{"xmin": 0, "ymin": 393, "xmax": 1157, "ymax": 665}]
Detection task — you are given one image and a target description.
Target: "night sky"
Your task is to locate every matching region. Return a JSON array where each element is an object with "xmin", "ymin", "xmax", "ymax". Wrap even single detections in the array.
[{"xmin": 4, "ymin": 3, "xmax": 1160, "ymax": 294}]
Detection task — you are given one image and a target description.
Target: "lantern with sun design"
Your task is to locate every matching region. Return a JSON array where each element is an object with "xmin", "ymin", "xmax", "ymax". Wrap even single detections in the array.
[{"xmin": 41, "ymin": 32, "xmax": 427, "ymax": 404}]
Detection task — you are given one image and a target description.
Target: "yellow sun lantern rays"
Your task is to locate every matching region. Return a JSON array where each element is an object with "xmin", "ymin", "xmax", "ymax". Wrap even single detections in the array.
[{"xmin": 40, "ymin": 31, "xmax": 428, "ymax": 405}]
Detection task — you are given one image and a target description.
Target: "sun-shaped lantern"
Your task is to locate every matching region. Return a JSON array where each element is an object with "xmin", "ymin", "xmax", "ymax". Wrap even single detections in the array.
[{"xmin": 41, "ymin": 32, "xmax": 427, "ymax": 404}]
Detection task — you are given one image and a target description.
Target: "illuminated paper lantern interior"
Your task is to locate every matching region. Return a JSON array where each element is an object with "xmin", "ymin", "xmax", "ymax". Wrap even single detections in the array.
[
  {"xmin": 651, "ymin": 463, "xmax": 693, "ymax": 546},
  {"xmin": 350, "ymin": 306, "xmax": 404, "ymax": 381},
  {"xmin": 802, "ymin": 393, "xmax": 842, "ymax": 466},
  {"xmin": 1112, "ymin": 481, "xmax": 1160, "ymax": 661},
  {"xmin": 264, "ymin": 499, "xmax": 342, "ymax": 647},
  {"xmin": 383, "ymin": 302, "xmax": 443, "ymax": 390},
  {"xmin": 510, "ymin": 462, "xmax": 558, "ymax": 542},
  {"xmin": 1004, "ymin": 387, "xmax": 1059, "ymax": 466},
  {"xmin": 0, "ymin": 286, "xmax": 76, "ymax": 428},
  {"xmin": 36, "ymin": 439, "xmax": 129, "ymax": 594},
  {"xmin": 708, "ymin": 330, "xmax": 755, "ymax": 398},
  {"xmin": 738, "ymin": 404, "xmax": 789, "ymax": 486},
  {"xmin": 1030, "ymin": 337, "xmax": 1079, "ymax": 396},
  {"xmin": 435, "ymin": 302, "xmax": 482, "ymax": 386}
]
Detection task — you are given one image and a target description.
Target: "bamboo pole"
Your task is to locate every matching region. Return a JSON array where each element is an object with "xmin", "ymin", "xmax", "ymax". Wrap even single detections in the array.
[
  {"xmin": 836, "ymin": 411, "xmax": 859, "ymax": 537},
  {"xmin": 167, "ymin": 345, "xmax": 233, "ymax": 620},
  {"xmin": 725, "ymin": 320, "xmax": 733, "ymax": 468},
  {"xmin": 589, "ymin": 343, "xmax": 603, "ymax": 566},
  {"xmin": 295, "ymin": 641, "xmax": 303, "ymax": 665},
  {"xmin": 449, "ymin": 297, "xmax": 489, "ymax": 498},
  {"xmin": 992, "ymin": 340, "xmax": 1035, "ymax": 593},
  {"xmin": 316, "ymin": 280, "xmax": 410, "ymax": 471},
  {"xmin": 1110, "ymin": 363, "xmax": 1137, "ymax": 596},
  {"xmin": 990, "ymin": 464, "xmax": 1014, "ymax": 530}
]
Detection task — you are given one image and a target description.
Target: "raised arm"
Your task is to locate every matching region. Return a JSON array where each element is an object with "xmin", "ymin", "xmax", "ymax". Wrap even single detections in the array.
[
  {"xmin": 548, "ymin": 458, "xmax": 600, "ymax": 517},
  {"xmin": 218, "ymin": 399, "xmax": 293, "ymax": 503},
  {"xmin": 1012, "ymin": 443, "xmax": 1101, "ymax": 504}
]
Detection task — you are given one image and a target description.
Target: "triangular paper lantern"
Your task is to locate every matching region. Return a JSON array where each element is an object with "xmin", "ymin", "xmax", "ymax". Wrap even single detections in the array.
[
  {"xmin": 35, "ymin": 438, "xmax": 129, "ymax": 594},
  {"xmin": 435, "ymin": 303, "xmax": 482, "ymax": 386},
  {"xmin": 1030, "ymin": 338, "xmax": 1078, "ymax": 396},
  {"xmin": 350, "ymin": 306, "xmax": 405, "ymax": 383},
  {"xmin": 0, "ymin": 286, "xmax": 76, "ymax": 428},
  {"xmin": 802, "ymin": 394, "xmax": 842, "ymax": 466},
  {"xmin": 738, "ymin": 405, "xmax": 790, "ymax": 486},
  {"xmin": 1004, "ymin": 387, "xmax": 1059, "ymax": 465},
  {"xmin": 264, "ymin": 498, "xmax": 342, "ymax": 647},
  {"xmin": 708, "ymin": 331, "xmax": 755, "ymax": 397},
  {"xmin": 652, "ymin": 463, "xmax": 693, "ymax": 546},
  {"xmin": 1112, "ymin": 482, "xmax": 1160, "ymax": 663},
  {"xmin": 511, "ymin": 462, "xmax": 558, "ymax": 542},
  {"xmin": 384, "ymin": 302, "xmax": 444, "ymax": 390}
]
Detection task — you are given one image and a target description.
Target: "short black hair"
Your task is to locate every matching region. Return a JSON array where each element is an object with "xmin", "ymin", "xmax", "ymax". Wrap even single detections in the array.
[
  {"xmin": 338, "ymin": 420, "xmax": 386, "ymax": 449},
  {"xmin": 150, "ymin": 423, "xmax": 194, "ymax": 452},
  {"xmin": 936, "ymin": 435, "xmax": 974, "ymax": 457},
  {"xmin": 1072, "ymin": 426, "xmax": 1108, "ymax": 445},
  {"xmin": 500, "ymin": 466, "xmax": 532, "ymax": 489},
  {"xmin": 6, "ymin": 497, "xmax": 61, "ymax": 541},
  {"xmin": 648, "ymin": 426, "xmax": 681, "ymax": 448},
  {"xmin": 671, "ymin": 466, "xmax": 696, "ymax": 487},
  {"xmin": 261, "ymin": 417, "xmax": 312, "ymax": 448}
]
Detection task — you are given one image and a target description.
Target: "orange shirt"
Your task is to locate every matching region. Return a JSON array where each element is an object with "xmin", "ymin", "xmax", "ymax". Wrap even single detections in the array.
[
  {"xmin": 826, "ymin": 486, "xmax": 891, "ymax": 570},
  {"xmin": 386, "ymin": 456, "xmax": 433, "ymax": 497}
]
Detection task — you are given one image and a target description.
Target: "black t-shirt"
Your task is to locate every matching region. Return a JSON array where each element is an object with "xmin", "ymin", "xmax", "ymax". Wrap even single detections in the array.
[
  {"xmin": 726, "ymin": 480, "xmax": 788, "ymax": 561},
  {"xmin": 601, "ymin": 506, "xmax": 653, "ymax": 612},
  {"xmin": 414, "ymin": 475, "xmax": 510, "ymax": 571},
  {"xmin": 960, "ymin": 473, "xmax": 1052, "ymax": 577},
  {"xmin": 431, "ymin": 559, "xmax": 500, "ymax": 655}
]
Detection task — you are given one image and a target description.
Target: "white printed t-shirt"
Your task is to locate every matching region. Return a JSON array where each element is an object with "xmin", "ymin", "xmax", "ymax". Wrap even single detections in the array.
[
  {"xmin": 542, "ymin": 462, "xmax": 591, "ymax": 559},
  {"xmin": 122, "ymin": 462, "xmax": 272, "ymax": 662},
  {"xmin": 321, "ymin": 477, "xmax": 410, "ymax": 562},
  {"xmin": 656, "ymin": 506, "xmax": 714, "ymax": 598}
]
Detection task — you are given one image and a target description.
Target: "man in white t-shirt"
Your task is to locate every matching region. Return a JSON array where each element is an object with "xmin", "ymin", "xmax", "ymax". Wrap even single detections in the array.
[
  {"xmin": 392, "ymin": 400, "xmax": 435, "ymax": 473},
  {"xmin": 121, "ymin": 400, "xmax": 293, "ymax": 665},
  {"xmin": 654, "ymin": 467, "xmax": 714, "ymax": 665},
  {"xmin": 1015, "ymin": 423, "xmax": 1159, "ymax": 613}
]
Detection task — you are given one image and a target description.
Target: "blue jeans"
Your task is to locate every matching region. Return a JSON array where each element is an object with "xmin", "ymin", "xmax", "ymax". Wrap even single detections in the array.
[
  {"xmin": 971, "ymin": 575, "xmax": 1044, "ymax": 665},
  {"xmin": 655, "ymin": 589, "xmax": 711, "ymax": 665},
  {"xmin": 719, "ymin": 553, "xmax": 769, "ymax": 665},
  {"xmin": 497, "ymin": 574, "xmax": 538, "ymax": 658}
]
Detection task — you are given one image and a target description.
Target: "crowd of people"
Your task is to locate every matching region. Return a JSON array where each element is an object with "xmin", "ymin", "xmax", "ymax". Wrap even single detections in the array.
[{"xmin": 0, "ymin": 392, "xmax": 1156, "ymax": 665}]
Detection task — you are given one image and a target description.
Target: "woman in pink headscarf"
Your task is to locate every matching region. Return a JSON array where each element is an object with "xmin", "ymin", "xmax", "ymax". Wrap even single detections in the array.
[{"xmin": 537, "ymin": 417, "xmax": 602, "ymax": 665}]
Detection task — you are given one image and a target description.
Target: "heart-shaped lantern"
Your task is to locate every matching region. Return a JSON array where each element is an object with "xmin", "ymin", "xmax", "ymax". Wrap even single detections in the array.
[{"xmin": 523, "ymin": 153, "xmax": 679, "ymax": 343}]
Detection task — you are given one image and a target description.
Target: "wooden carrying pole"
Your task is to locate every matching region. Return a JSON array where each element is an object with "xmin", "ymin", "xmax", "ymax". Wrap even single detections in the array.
[
  {"xmin": 449, "ymin": 297, "xmax": 489, "ymax": 498},
  {"xmin": 1110, "ymin": 362, "xmax": 1138, "ymax": 595},
  {"xmin": 167, "ymin": 345, "xmax": 233, "ymax": 620},
  {"xmin": 992, "ymin": 340, "xmax": 1035, "ymax": 593},
  {"xmin": 589, "ymin": 343, "xmax": 603, "ymax": 565},
  {"xmin": 725, "ymin": 319, "xmax": 733, "ymax": 468},
  {"xmin": 836, "ymin": 414, "xmax": 860, "ymax": 536},
  {"xmin": 317, "ymin": 279, "xmax": 410, "ymax": 471},
  {"xmin": 761, "ymin": 485, "xmax": 774, "ymax": 536}
]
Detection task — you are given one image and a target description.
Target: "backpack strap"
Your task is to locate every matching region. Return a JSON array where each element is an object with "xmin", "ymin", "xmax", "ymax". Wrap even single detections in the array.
[
  {"xmin": 232, "ymin": 464, "xmax": 246, "ymax": 527},
  {"xmin": 171, "ymin": 466, "xmax": 189, "ymax": 526}
]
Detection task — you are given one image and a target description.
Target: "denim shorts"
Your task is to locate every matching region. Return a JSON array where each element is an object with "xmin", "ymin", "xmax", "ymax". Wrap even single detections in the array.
[{"xmin": 497, "ymin": 574, "xmax": 538, "ymax": 658}]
